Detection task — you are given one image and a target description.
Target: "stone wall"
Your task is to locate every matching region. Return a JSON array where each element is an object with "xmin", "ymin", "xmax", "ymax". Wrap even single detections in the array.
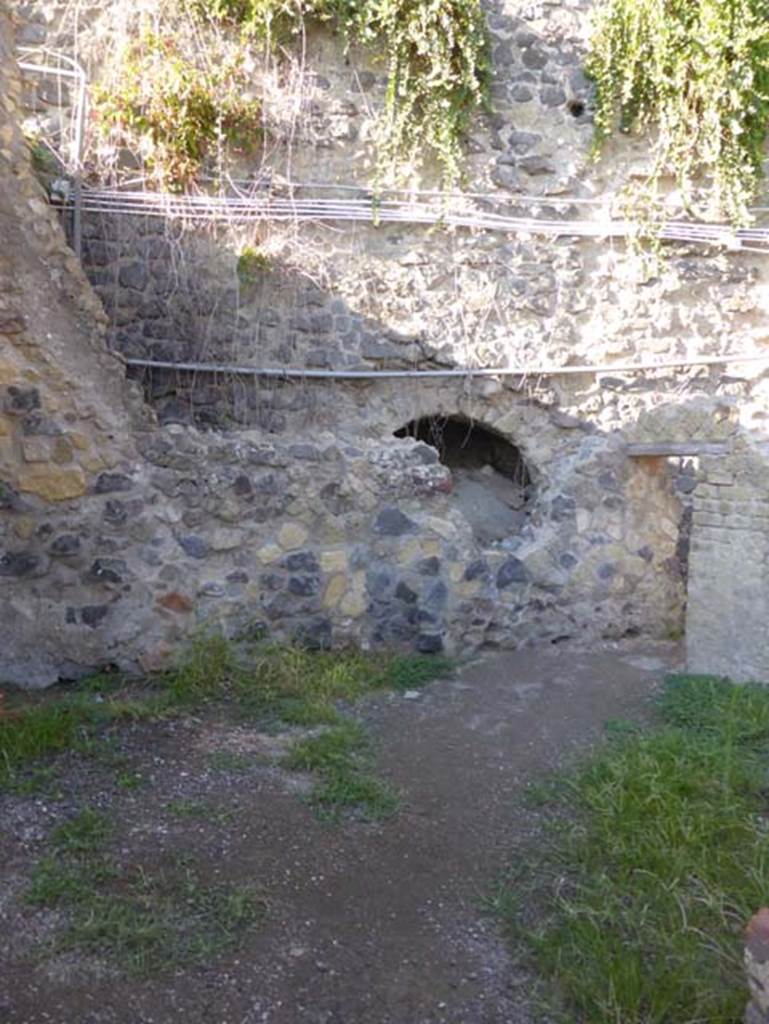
[
  {"xmin": 4, "ymin": 0, "xmax": 769, "ymax": 686},
  {"xmin": 687, "ymin": 435, "xmax": 769, "ymax": 682},
  {"xmin": 14, "ymin": 0, "xmax": 769, "ymax": 435},
  {"xmin": 73, "ymin": 206, "xmax": 769, "ymax": 440},
  {"xmin": 0, "ymin": 15, "xmax": 687, "ymax": 689}
]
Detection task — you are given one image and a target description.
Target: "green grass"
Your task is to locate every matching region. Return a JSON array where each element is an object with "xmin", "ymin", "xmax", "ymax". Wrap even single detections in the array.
[
  {"xmin": 207, "ymin": 750, "xmax": 257, "ymax": 773},
  {"xmin": 283, "ymin": 720, "xmax": 369, "ymax": 772},
  {"xmin": 284, "ymin": 720, "xmax": 399, "ymax": 820},
  {"xmin": 27, "ymin": 808, "xmax": 115, "ymax": 905},
  {"xmin": 2, "ymin": 765, "xmax": 58, "ymax": 796},
  {"xmin": 116, "ymin": 771, "xmax": 145, "ymax": 789},
  {"xmin": 311, "ymin": 772, "xmax": 399, "ymax": 820},
  {"xmin": 26, "ymin": 808, "xmax": 263, "ymax": 975},
  {"xmin": 27, "ymin": 854, "xmax": 115, "ymax": 905},
  {"xmin": 166, "ymin": 798, "xmax": 234, "ymax": 825},
  {"xmin": 50, "ymin": 808, "xmax": 113, "ymax": 854},
  {"xmin": 231, "ymin": 645, "xmax": 453, "ymax": 727},
  {"xmin": 0, "ymin": 689, "xmax": 160, "ymax": 789},
  {"xmin": 495, "ymin": 674, "xmax": 769, "ymax": 1024},
  {"xmin": 53, "ymin": 865, "xmax": 263, "ymax": 975},
  {"xmin": 124, "ymin": 631, "xmax": 451, "ymax": 726},
  {"xmin": 1, "ymin": 634, "xmax": 452, "ymax": 803}
]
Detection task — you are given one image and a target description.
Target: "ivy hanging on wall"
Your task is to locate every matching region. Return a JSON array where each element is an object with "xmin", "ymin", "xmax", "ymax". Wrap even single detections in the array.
[
  {"xmin": 586, "ymin": 0, "xmax": 769, "ymax": 224},
  {"xmin": 195, "ymin": 0, "xmax": 492, "ymax": 187}
]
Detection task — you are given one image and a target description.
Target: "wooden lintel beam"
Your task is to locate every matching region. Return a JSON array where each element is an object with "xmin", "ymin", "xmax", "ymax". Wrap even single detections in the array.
[{"xmin": 624, "ymin": 442, "xmax": 729, "ymax": 457}]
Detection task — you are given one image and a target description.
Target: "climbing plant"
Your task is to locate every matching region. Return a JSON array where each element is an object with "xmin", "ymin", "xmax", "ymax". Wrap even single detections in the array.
[
  {"xmin": 586, "ymin": 0, "xmax": 769, "ymax": 224},
  {"xmin": 196, "ymin": 0, "xmax": 491, "ymax": 186},
  {"xmin": 237, "ymin": 244, "xmax": 271, "ymax": 283},
  {"xmin": 94, "ymin": 33, "xmax": 262, "ymax": 189}
]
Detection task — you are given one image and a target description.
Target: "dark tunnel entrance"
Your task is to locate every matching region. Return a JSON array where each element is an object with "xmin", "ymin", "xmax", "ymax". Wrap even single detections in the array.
[{"xmin": 394, "ymin": 415, "xmax": 534, "ymax": 545}]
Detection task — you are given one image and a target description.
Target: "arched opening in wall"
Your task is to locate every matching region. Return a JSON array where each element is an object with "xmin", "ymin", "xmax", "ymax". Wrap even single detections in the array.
[{"xmin": 394, "ymin": 415, "xmax": 534, "ymax": 545}]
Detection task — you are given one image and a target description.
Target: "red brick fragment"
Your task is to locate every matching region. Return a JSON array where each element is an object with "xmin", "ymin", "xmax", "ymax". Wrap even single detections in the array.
[{"xmin": 158, "ymin": 591, "xmax": 194, "ymax": 613}]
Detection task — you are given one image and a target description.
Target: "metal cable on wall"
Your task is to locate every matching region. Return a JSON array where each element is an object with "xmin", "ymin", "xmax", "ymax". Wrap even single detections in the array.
[
  {"xmin": 16, "ymin": 46, "xmax": 769, "ymax": 387},
  {"xmin": 61, "ymin": 186, "xmax": 769, "ymax": 254},
  {"xmin": 123, "ymin": 351, "xmax": 769, "ymax": 381}
]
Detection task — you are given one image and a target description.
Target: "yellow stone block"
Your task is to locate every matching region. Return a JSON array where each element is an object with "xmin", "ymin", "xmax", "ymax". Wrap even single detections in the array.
[
  {"xmin": 317, "ymin": 522, "xmax": 347, "ymax": 544},
  {"xmin": 396, "ymin": 538, "xmax": 423, "ymax": 564},
  {"xmin": 14, "ymin": 516, "xmax": 35, "ymax": 540},
  {"xmin": 339, "ymin": 572, "xmax": 367, "ymax": 618},
  {"xmin": 257, "ymin": 542, "xmax": 283, "ymax": 564},
  {"xmin": 0, "ymin": 415, "xmax": 12, "ymax": 437},
  {"xmin": 52, "ymin": 438, "xmax": 73, "ymax": 465},
  {"xmin": 79, "ymin": 453, "xmax": 106, "ymax": 472},
  {"xmin": 21, "ymin": 438, "xmax": 50, "ymax": 463},
  {"xmin": 340, "ymin": 590, "xmax": 367, "ymax": 618},
  {"xmin": 448, "ymin": 563, "xmax": 464, "ymax": 583},
  {"xmin": 278, "ymin": 522, "xmax": 309, "ymax": 550},
  {"xmin": 0, "ymin": 360, "xmax": 19, "ymax": 385},
  {"xmin": 18, "ymin": 465, "xmax": 87, "ymax": 501},
  {"xmin": 323, "ymin": 574, "xmax": 347, "ymax": 609},
  {"xmin": 68, "ymin": 433, "xmax": 89, "ymax": 451},
  {"xmin": 320, "ymin": 550, "xmax": 348, "ymax": 574},
  {"xmin": 456, "ymin": 580, "xmax": 481, "ymax": 598},
  {"xmin": 0, "ymin": 439, "xmax": 14, "ymax": 465},
  {"xmin": 424, "ymin": 516, "xmax": 457, "ymax": 541}
]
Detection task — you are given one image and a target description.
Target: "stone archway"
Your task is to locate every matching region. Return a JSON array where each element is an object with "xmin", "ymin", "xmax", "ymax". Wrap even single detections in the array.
[{"xmin": 394, "ymin": 414, "xmax": 535, "ymax": 546}]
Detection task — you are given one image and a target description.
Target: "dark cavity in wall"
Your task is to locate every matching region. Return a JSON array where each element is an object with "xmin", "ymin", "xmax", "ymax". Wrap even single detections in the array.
[{"xmin": 394, "ymin": 416, "xmax": 534, "ymax": 545}]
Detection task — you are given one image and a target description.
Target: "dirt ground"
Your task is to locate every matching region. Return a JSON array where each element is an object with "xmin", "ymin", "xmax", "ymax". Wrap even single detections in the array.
[{"xmin": 0, "ymin": 640, "xmax": 680, "ymax": 1024}]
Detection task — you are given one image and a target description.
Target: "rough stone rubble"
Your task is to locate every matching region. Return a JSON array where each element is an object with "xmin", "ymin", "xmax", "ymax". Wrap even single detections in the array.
[{"xmin": 2, "ymin": 1, "xmax": 769, "ymax": 685}]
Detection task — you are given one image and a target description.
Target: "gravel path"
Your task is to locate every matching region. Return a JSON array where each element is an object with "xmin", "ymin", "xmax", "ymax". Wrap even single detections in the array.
[{"xmin": 0, "ymin": 640, "xmax": 679, "ymax": 1024}]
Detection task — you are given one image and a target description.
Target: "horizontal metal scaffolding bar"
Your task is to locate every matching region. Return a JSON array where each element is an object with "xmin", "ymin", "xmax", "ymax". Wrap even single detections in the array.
[
  {"xmin": 53, "ymin": 187, "xmax": 769, "ymax": 252},
  {"xmin": 122, "ymin": 351, "xmax": 769, "ymax": 381},
  {"xmin": 625, "ymin": 442, "xmax": 730, "ymax": 457}
]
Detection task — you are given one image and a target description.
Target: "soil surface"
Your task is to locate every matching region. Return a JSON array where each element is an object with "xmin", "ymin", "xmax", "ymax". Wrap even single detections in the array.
[{"xmin": 0, "ymin": 640, "xmax": 680, "ymax": 1024}]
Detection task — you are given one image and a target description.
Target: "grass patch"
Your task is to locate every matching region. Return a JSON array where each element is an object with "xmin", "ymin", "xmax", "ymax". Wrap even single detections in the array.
[
  {"xmin": 166, "ymin": 798, "xmax": 234, "ymax": 825},
  {"xmin": 0, "ymin": 693, "xmax": 157, "ymax": 790},
  {"xmin": 156, "ymin": 632, "xmax": 451, "ymax": 727},
  {"xmin": 237, "ymin": 244, "xmax": 271, "ymax": 283},
  {"xmin": 27, "ymin": 808, "xmax": 115, "ymax": 906},
  {"xmin": 311, "ymin": 772, "xmax": 399, "ymax": 820},
  {"xmin": 207, "ymin": 750, "xmax": 257, "ymax": 773},
  {"xmin": 54, "ymin": 865, "xmax": 263, "ymax": 975},
  {"xmin": 2, "ymin": 765, "xmax": 57, "ymax": 796},
  {"xmin": 284, "ymin": 720, "xmax": 399, "ymax": 820},
  {"xmin": 116, "ymin": 771, "xmax": 145, "ymax": 789},
  {"xmin": 1, "ymin": 635, "xmax": 452, "ymax": 790},
  {"xmin": 27, "ymin": 854, "xmax": 115, "ymax": 906},
  {"xmin": 26, "ymin": 808, "xmax": 263, "ymax": 975},
  {"xmin": 381, "ymin": 653, "xmax": 454, "ymax": 692},
  {"xmin": 495, "ymin": 674, "xmax": 769, "ymax": 1024},
  {"xmin": 163, "ymin": 631, "xmax": 242, "ymax": 706},
  {"xmin": 232, "ymin": 645, "xmax": 453, "ymax": 727},
  {"xmin": 50, "ymin": 808, "xmax": 113, "ymax": 854},
  {"xmin": 283, "ymin": 720, "xmax": 369, "ymax": 772}
]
